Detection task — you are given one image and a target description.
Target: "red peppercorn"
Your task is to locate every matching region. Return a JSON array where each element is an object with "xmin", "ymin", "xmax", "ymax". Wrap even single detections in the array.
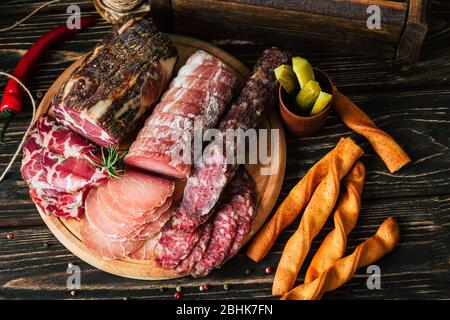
[
  {"xmin": 6, "ymin": 232, "xmax": 13, "ymax": 240},
  {"xmin": 202, "ymin": 284, "xmax": 209, "ymax": 291},
  {"xmin": 265, "ymin": 266, "xmax": 273, "ymax": 274},
  {"xmin": 173, "ymin": 292, "xmax": 181, "ymax": 299}
]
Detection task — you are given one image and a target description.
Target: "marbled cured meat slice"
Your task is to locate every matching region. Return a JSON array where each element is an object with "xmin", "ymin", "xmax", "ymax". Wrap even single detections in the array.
[
  {"xmin": 169, "ymin": 76, "xmax": 235, "ymax": 101},
  {"xmin": 185, "ymin": 50, "xmax": 229, "ymax": 68},
  {"xmin": 173, "ymin": 48, "xmax": 288, "ymax": 231},
  {"xmin": 175, "ymin": 221, "xmax": 213, "ymax": 275},
  {"xmin": 52, "ymin": 17, "xmax": 177, "ymax": 147},
  {"xmin": 177, "ymin": 64, "xmax": 236, "ymax": 88},
  {"xmin": 125, "ymin": 50, "xmax": 238, "ymax": 178},
  {"xmin": 161, "ymin": 87, "xmax": 226, "ymax": 106},
  {"xmin": 191, "ymin": 203, "xmax": 239, "ymax": 277},
  {"xmin": 21, "ymin": 116, "xmax": 108, "ymax": 218},
  {"xmin": 153, "ymin": 101, "xmax": 204, "ymax": 120}
]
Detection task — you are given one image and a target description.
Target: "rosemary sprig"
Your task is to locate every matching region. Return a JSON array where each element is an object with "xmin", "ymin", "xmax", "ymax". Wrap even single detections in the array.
[{"xmin": 88, "ymin": 145, "xmax": 127, "ymax": 178}]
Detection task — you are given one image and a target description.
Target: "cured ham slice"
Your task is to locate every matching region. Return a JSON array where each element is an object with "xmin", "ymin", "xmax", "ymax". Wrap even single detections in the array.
[
  {"xmin": 21, "ymin": 116, "xmax": 108, "ymax": 218},
  {"xmin": 52, "ymin": 17, "xmax": 177, "ymax": 147},
  {"xmin": 125, "ymin": 50, "xmax": 239, "ymax": 179},
  {"xmin": 128, "ymin": 235, "xmax": 160, "ymax": 260},
  {"xmin": 81, "ymin": 218, "xmax": 146, "ymax": 260},
  {"xmin": 81, "ymin": 170, "xmax": 175, "ymax": 260}
]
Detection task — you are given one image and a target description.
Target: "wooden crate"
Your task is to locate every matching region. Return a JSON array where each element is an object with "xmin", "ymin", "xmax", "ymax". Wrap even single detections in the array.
[{"xmin": 150, "ymin": 0, "xmax": 430, "ymax": 62}]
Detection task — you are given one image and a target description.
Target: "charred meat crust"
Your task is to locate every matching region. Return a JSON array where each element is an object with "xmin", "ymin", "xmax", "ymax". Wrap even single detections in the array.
[{"xmin": 53, "ymin": 17, "xmax": 177, "ymax": 145}]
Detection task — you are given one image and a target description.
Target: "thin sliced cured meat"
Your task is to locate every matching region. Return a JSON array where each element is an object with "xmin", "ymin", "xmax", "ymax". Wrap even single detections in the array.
[
  {"xmin": 191, "ymin": 203, "xmax": 239, "ymax": 277},
  {"xmin": 81, "ymin": 169, "xmax": 175, "ymax": 260},
  {"xmin": 154, "ymin": 226, "xmax": 202, "ymax": 269},
  {"xmin": 173, "ymin": 48, "xmax": 288, "ymax": 231},
  {"xmin": 175, "ymin": 221, "xmax": 213, "ymax": 275},
  {"xmin": 85, "ymin": 185, "xmax": 172, "ymax": 241},
  {"xmin": 128, "ymin": 235, "xmax": 160, "ymax": 260},
  {"xmin": 21, "ymin": 116, "xmax": 108, "ymax": 218},
  {"xmin": 125, "ymin": 50, "xmax": 238, "ymax": 179},
  {"xmin": 81, "ymin": 217, "xmax": 146, "ymax": 260},
  {"xmin": 125, "ymin": 149, "xmax": 191, "ymax": 179},
  {"xmin": 106, "ymin": 170, "xmax": 174, "ymax": 216},
  {"xmin": 172, "ymin": 145, "xmax": 227, "ymax": 231}
]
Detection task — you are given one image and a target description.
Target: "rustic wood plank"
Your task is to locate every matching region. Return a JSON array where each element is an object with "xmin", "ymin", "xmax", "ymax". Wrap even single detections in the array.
[
  {"xmin": 0, "ymin": 195, "xmax": 448, "ymax": 299},
  {"xmin": 0, "ymin": 3, "xmax": 449, "ymax": 95}
]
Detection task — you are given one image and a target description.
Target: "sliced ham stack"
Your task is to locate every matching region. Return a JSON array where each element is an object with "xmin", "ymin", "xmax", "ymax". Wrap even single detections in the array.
[
  {"xmin": 81, "ymin": 170, "xmax": 175, "ymax": 260},
  {"xmin": 125, "ymin": 50, "xmax": 239, "ymax": 179}
]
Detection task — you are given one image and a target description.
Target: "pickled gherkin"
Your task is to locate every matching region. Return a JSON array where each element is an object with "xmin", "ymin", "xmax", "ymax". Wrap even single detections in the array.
[
  {"xmin": 295, "ymin": 80, "xmax": 321, "ymax": 114},
  {"xmin": 292, "ymin": 56, "xmax": 315, "ymax": 88},
  {"xmin": 274, "ymin": 64, "xmax": 299, "ymax": 96},
  {"xmin": 310, "ymin": 91, "xmax": 332, "ymax": 115}
]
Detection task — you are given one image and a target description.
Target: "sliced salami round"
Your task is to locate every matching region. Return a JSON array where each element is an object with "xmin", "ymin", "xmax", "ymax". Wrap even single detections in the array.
[
  {"xmin": 191, "ymin": 203, "xmax": 239, "ymax": 277},
  {"xmin": 225, "ymin": 168, "xmax": 257, "ymax": 260},
  {"xmin": 154, "ymin": 224, "xmax": 202, "ymax": 269},
  {"xmin": 175, "ymin": 221, "xmax": 213, "ymax": 275}
]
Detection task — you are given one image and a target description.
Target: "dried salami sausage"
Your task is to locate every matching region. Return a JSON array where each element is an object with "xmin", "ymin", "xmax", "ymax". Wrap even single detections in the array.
[{"xmin": 173, "ymin": 48, "xmax": 289, "ymax": 232}]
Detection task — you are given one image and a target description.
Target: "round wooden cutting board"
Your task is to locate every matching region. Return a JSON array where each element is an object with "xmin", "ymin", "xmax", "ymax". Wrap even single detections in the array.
[{"xmin": 34, "ymin": 35, "xmax": 286, "ymax": 280}]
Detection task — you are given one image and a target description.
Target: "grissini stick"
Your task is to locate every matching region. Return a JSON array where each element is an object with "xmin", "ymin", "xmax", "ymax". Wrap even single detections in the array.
[
  {"xmin": 272, "ymin": 138, "xmax": 364, "ymax": 295},
  {"xmin": 247, "ymin": 150, "xmax": 330, "ymax": 262},
  {"xmin": 281, "ymin": 217, "xmax": 400, "ymax": 300},
  {"xmin": 332, "ymin": 86, "xmax": 411, "ymax": 173},
  {"xmin": 305, "ymin": 161, "xmax": 366, "ymax": 283},
  {"xmin": 247, "ymin": 137, "xmax": 359, "ymax": 263}
]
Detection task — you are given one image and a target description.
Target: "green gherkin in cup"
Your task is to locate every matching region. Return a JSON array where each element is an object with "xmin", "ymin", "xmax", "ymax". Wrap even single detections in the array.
[
  {"xmin": 295, "ymin": 80, "xmax": 321, "ymax": 114},
  {"xmin": 274, "ymin": 64, "xmax": 299, "ymax": 96},
  {"xmin": 292, "ymin": 56, "xmax": 315, "ymax": 89}
]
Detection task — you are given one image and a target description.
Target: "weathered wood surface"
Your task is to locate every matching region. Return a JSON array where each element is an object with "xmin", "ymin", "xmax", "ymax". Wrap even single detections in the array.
[
  {"xmin": 167, "ymin": 0, "xmax": 408, "ymax": 60},
  {"xmin": 0, "ymin": 0, "xmax": 449, "ymax": 299}
]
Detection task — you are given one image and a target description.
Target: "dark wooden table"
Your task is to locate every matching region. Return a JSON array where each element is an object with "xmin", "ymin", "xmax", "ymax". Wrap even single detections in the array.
[{"xmin": 0, "ymin": 0, "xmax": 448, "ymax": 300}]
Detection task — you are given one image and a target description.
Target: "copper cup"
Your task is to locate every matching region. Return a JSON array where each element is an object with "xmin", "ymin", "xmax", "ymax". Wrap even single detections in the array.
[{"xmin": 279, "ymin": 68, "xmax": 334, "ymax": 137}]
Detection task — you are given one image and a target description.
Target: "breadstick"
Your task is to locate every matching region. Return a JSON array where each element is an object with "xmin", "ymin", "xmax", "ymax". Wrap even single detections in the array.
[
  {"xmin": 333, "ymin": 87, "xmax": 411, "ymax": 173},
  {"xmin": 272, "ymin": 138, "xmax": 364, "ymax": 295},
  {"xmin": 247, "ymin": 138, "xmax": 362, "ymax": 263},
  {"xmin": 305, "ymin": 161, "xmax": 366, "ymax": 283},
  {"xmin": 281, "ymin": 217, "xmax": 400, "ymax": 300}
]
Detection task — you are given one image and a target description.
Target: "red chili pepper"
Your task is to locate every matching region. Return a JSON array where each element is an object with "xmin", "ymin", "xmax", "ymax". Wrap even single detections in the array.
[{"xmin": 0, "ymin": 16, "xmax": 97, "ymax": 142}]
